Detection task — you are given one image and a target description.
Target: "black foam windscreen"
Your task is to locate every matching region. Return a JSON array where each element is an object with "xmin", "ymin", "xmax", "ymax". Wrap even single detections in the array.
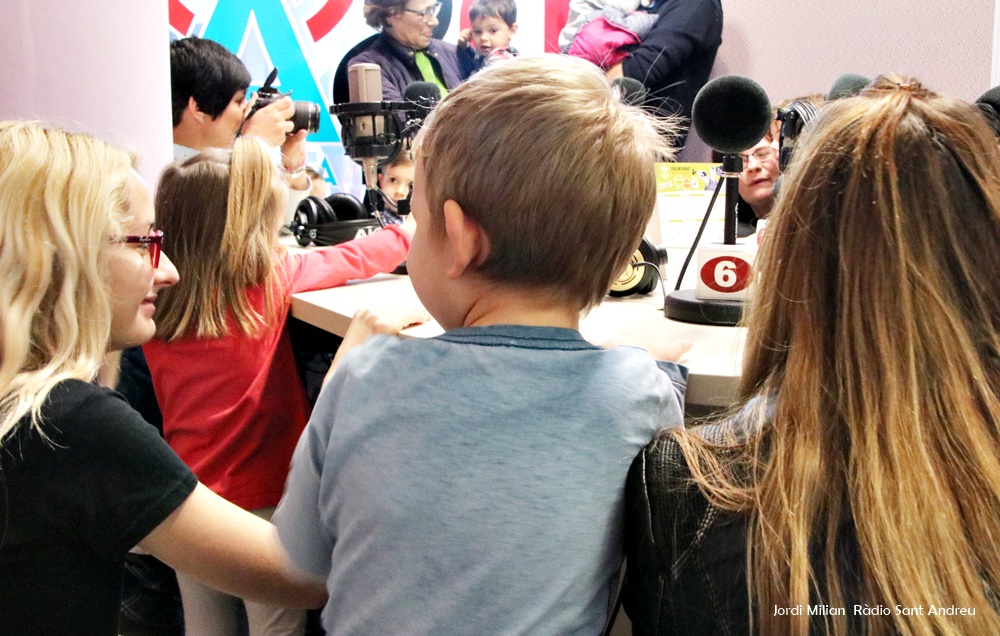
[
  {"xmin": 404, "ymin": 82, "xmax": 441, "ymax": 111},
  {"xmin": 826, "ymin": 73, "xmax": 870, "ymax": 101},
  {"xmin": 975, "ymin": 86, "xmax": 1000, "ymax": 137},
  {"xmin": 692, "ymin": 75, "xmax": 772, "ymax": 155},
  {"xmin": 611, "ymin": 77, "xmax": 648, "ymax": 107}
]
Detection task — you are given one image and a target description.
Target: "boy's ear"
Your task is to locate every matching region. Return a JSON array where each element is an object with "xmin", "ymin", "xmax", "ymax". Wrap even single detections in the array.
[
  {"xmin": 187, "ymin": 97, "xmax": 209, "ymax": 124},
  {"xmin": 509, "ymin": 23, "xmax": 518, "ymax": 36},
  {"xmin": 442, "ymin": 199, "xmax": 490, "ymax": 279}
]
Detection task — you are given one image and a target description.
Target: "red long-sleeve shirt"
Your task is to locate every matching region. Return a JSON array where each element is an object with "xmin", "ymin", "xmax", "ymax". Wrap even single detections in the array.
[{"xmin": 144, "ymin": 226, "xmax": 410, "ymax": 510}]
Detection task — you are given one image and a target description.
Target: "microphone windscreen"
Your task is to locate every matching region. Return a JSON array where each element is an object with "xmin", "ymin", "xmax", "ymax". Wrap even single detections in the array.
[
  {"xmin": 692, "ymin": 75, "xmax": 772, "ymax": 155},
  {"xmin": 403, "ymin": 81, "xmax": 441, "ymax": 106},
  {"xmin": 611, "ymin": 77, "xmax": 648, "ymax": 107},
  {"xmin": 975, "ymin": 86, "xmax": 1000, "ymax": 137},
  {"xmin": 826, "ymin": 73, "xmax": 870, "ymax": 101},
  {"xmin": 348, "ymin": 63, "xmax": 383, "ymax": 103}
]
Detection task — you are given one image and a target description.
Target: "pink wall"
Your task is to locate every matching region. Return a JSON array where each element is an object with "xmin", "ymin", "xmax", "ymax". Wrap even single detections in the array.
[
  {"xmin": 0, "ymin": 1, "xmax": 994, "ymax": 169},
  {"xmin": 0, "ymin": 1, "xmax": 173, "ymax": 188},
  {"xmin": 681, "ymin": 0, "xmax": 996, "ymax": 161}
]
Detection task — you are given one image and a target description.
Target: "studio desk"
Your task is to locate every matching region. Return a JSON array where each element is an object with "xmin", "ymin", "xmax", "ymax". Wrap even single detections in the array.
[{"xmin": 290, "ymin": 273, "xmax": 746, "ymax": 418}]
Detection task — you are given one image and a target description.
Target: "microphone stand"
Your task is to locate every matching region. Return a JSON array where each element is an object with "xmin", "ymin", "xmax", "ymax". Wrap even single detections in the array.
[{"xmin": 664, "ymin": 154, "xmax": 747, "ymax": 326}]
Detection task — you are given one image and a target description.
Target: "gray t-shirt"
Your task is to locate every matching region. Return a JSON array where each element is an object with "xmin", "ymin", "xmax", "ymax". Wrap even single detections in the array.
[{"xmin": 274, "ymin": 325, "xmax": 686, "ymax": 635}]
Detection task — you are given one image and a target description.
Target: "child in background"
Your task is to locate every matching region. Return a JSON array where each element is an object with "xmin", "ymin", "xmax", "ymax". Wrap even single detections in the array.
[
  {"xmin": 561, "ymin": 0, "xmax": 659, "ymax": 71},
  {"xmin": 144, "ymin": 137, "xmax": 413, "ymax": 636},
  {"xmin": 377, "ymin": 152, "xmax": 415, "ymax": 224},
  {"xmin": 273, "ymin": 54, "xmax": 688, "ymax": 635},
  {"xmin": 457, "ymin": 0, "xmax": 519, "ymax": 77},
  {"xmin": 305, "ymin": 165, "xmax": 328, "ymax": 198}
]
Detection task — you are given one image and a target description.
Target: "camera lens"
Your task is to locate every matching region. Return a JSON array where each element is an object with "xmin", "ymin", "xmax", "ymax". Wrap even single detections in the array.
[{"xmin": 292, "ymin": 101, "xmax": 321, "ymax": 134}]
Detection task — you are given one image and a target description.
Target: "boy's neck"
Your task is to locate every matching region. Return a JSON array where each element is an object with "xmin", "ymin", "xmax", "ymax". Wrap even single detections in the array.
[{"xmin": 455, "ymin": 284, "xmax": 581, "ymax": 331}]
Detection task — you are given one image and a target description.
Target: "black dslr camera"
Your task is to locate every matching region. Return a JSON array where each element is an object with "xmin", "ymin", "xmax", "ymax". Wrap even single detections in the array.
[{"xmin": 247, "ymin": 67, "xmax": 320, "ymax": 134}]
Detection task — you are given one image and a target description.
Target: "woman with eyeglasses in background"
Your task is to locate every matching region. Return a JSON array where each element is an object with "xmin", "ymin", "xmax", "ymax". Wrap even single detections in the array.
[
  {"xmin": 0, "ymin": 121, "xmax": 325, "ymax": 636},
  {"xmin": 347, "ymin": 0, "xmax": 466, "ymax": 104}
]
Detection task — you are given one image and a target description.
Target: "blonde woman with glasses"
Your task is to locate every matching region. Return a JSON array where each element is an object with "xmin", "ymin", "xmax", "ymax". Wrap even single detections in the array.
[{"xmin": 0, "ymin": 121, "xmax": 325, "ymax": 635}]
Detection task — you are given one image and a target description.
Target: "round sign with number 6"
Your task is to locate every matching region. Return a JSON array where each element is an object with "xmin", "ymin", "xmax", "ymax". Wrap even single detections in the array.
[{"xmin": 700, "ymin": 256, "xmax": 753, "ymax": 293}]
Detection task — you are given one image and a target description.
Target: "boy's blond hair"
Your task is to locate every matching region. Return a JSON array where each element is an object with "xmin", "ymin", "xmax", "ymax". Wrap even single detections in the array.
[{"xmin": 415, "ymin": 54, "xmax": 676, "ymax": 310}]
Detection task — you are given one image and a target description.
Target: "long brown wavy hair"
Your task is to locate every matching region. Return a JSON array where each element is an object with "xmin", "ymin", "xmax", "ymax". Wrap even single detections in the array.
[{"xmin": 674, "ymin": 75, "xmax": 1000, "ymax": 634}]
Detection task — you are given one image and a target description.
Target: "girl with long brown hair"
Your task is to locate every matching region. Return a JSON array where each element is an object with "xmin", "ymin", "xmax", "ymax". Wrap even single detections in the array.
[{"xmin": 623, "ymin": 76, "xmax": 1000, "ymax": 635}]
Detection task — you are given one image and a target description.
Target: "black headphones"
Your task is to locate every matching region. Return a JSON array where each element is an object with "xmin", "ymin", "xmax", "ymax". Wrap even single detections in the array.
[
  {"xmin": 608, "ymin": 238, "xmax": 669, "ymax": 297},
  {"xmin": 290, "ymin": 193, "xmax": 382, "ymax": 247}
]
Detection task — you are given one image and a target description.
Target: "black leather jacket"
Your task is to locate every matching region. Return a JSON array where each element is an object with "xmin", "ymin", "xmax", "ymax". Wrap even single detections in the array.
[
  {"xmin": 622, "ymin": 427, "xmax": 751, "ymax": 635},
  {"xmin": 623, "ymin": 418, "xmax": 865, "ymax": 635}
]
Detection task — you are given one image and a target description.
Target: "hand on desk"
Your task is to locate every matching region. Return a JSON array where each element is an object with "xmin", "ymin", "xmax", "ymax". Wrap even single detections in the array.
[
  {"xmin": 601, "ymin": 323, "xmax": 693, "ymax": 363},
  {"xmin": 324, "ymin": 305, "xmax": 432, "ymax": 386}
]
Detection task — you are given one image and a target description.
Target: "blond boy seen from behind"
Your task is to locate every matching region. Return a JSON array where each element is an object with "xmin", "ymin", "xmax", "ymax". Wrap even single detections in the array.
[{"xmin": 273, "ymin": 54, "xmax": 688, "ymax": 635}]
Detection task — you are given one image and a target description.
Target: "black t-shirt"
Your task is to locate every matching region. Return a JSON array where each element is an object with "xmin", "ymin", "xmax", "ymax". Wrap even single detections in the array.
[{"xmin": 0, "ymin": 379, "xmax": 197, "ymax": 635}]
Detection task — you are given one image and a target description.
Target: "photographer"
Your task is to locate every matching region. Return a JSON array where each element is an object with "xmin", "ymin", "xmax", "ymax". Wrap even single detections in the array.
[{"xmin": 170, "ymin": 37, "xmax": 311, "ymax": 203}]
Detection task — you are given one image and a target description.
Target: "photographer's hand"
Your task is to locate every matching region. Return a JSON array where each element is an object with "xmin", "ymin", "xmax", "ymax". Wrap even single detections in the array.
[
  {"xmin": 281, "ymin": 130, "xmax": 310, "ymax": 191},
  {"xmin": 241, "ymin": 96, "xmax": 295, "ymax": 147}
]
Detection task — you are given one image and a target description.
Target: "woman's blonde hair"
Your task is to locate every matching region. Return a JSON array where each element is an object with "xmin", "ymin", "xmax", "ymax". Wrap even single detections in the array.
[
  {"xmin": 676, "ymin": 76, "xmax": 1000, "ymax": 634},
  {"xmin": 153, "ymin": 137, "xmax": 283, "ymax": 340},
  {"xmin": 0, "ymin": 121, "xmax": 133, "ymax": 447}
]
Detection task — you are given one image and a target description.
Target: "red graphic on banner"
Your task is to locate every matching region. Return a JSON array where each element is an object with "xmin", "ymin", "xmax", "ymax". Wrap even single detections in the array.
[
  {"xmin": 545, "ymin": 0, "xmax": 570, "ymax": 53},
  {"xmin": 459, "ymin": 0, "xmax": 474, "ymax": 30},
  {"xmin": 169, "ymin": 0, "xmax": 195, "ymax": 36},
  {"xmin": 307, "ymin": 0, "xmax": 352, "ymax": 42}
]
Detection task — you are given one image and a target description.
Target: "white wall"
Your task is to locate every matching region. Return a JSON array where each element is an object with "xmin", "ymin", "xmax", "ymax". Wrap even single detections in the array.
[{"xmin": 0, "ymin": 0, "xmax": 173, "ymax": 188}]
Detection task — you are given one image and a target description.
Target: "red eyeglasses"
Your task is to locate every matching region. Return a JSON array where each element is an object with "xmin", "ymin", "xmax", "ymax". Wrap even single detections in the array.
[{"xmin": 113, "ymin": 230, "xmax": 164, "ymax": 268}]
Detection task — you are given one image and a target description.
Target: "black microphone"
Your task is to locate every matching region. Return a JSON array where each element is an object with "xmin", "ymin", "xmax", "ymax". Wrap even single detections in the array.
[
  {"xmin": 692, "ymin": 75, "xmax": 772, "ymax": 244},
  {"xmin": 826, "ymin": 73, "xmax": 870, "ymax": 101},
  {"xmin": 611, "ymin": 77, "xmax": 648, "ymax": 107},
  {"xmin": 775, "ymin": 99, "xmax": 822, "ymax": 170},
  {"xmin": 663, "ymin": 75, "xmax": 771, "ymax": 327},
  {"xmin": 974, "ymin": 86, "xmax": 1000, "ymax": 137},
  {"xmin": 693, "ymin": 75, "xmax": 772, "ymax": 155},
  {"xmin": 331, "ymin": 63, "xmax": 409, "ymax": 221},
  {"xmin": 403, "ymin": 81, "xmax": 441, "ymax": 135}
]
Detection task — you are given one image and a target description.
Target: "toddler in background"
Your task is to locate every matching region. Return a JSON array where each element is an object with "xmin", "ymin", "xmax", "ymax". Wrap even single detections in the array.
[
  {"xmin": 273, "ymin": 54, "xmax": 688, "ymax": 635},
  {"xmin": 457, "ymin": 0, "xmax": 519, "ymax": 77},
  {"xmin": 561, "ymin": 0, "xmax": 658, "ymax": 71},
  {"xmin": 377, "ymin": 151, "xmax": 415, "ymax": 224}
]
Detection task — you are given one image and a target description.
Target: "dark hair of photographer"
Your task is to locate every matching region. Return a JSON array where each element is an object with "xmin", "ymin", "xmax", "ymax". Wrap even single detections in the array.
[{"xmin": 170, "ymin": 37, "xmax": 251, "ymax": 128}]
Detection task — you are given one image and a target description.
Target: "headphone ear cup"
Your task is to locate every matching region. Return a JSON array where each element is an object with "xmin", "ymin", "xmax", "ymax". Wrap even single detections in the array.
[
  {"xmin": 325, "ymin": 193, "xmax": 366, "ymax": 221},
  {"xmin": 608, "ymin": 238, "xmax": 668, "ymax": 297},
  {"xmin": 634, "ymin": 238, "xmax": 668, "ymax": 295},
  {"xmin": 314, "ymin": 196, "xmax": 338, "ymax": 224},
  {"xmin": 293, "ymin": 196, "xmax": 324, "ymax": 246}
]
